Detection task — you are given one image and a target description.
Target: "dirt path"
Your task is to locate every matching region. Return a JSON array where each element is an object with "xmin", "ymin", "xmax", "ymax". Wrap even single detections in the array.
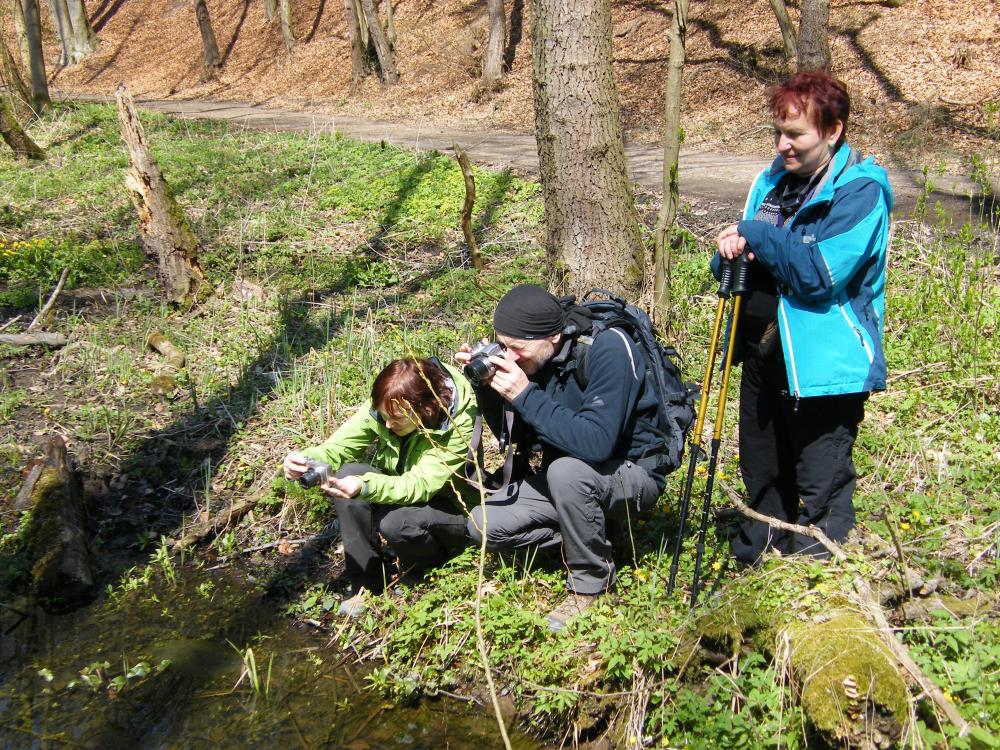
[{"xmin": 65, "ymin": 93, "xmax": 991, "ymax": 223}]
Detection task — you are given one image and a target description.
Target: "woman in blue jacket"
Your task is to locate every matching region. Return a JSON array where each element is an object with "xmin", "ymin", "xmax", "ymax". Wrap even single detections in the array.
[{"xmin": 714, "ymin": 71, "xmax": 892, "ymax": 564}]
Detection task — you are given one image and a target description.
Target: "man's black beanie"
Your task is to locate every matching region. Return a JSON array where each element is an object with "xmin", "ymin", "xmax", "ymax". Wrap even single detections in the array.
[{"xmin": 493, "ymin": 284, "xmax": 564, "ymax": 339}]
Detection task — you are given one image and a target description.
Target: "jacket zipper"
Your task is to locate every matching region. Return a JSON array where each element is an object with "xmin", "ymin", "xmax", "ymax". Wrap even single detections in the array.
[{"xmin": 839, "ymin": 304, "xmax": 874, "ymax": 363}]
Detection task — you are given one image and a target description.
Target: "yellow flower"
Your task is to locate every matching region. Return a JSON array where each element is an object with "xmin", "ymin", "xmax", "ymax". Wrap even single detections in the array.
[
  {"xmin": 711, "ymin": 561, "xmax": 722, "ymax": 572},
  {"xmin": 912, "ymin": 510, "xmax": 921, "ymax": 520},
  {"xmin": 899, "ymin": 521, "xmax": 911, "ymax": 531}
]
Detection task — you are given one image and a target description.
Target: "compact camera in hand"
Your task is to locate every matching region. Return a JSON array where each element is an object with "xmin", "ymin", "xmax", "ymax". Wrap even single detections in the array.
[
  {"xmin": 463, "ymin": 341, "xmax": 506, "ymax": 386},
  {"xmin": 299, "ymin": 458, "xmax": 332, "ymax": 489}
]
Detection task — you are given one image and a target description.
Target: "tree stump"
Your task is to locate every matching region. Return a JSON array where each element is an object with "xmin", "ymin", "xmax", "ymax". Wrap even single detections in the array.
[
  {"xmin": 115, "ymin": 84, "xmax": 206, "ymax": 307},
  {"xmin": 697, "ymin": 570, "xmax": 909, "ymax": 748},
  {"xmin": 0, "ymin": 90, "xmax": 44, "ymax": 160},
  {"xmin": 23, "ymin": 436, "xmax": 95, "ymax": 611}
]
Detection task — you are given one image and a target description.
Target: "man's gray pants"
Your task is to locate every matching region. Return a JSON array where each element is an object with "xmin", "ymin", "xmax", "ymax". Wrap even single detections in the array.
[{"xmin": 466, "ymin": 456, "xmax": 661, "ymax": 594}]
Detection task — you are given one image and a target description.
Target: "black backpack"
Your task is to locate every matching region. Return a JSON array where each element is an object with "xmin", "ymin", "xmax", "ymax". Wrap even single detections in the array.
[{"xmin": 561, "ymin": 289, "xmax": 696, "ymax": 475}]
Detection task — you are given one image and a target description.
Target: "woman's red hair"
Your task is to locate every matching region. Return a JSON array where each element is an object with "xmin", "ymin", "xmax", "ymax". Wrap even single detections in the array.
[
  {"xmin": 769, "ymin": 71, "xmax": 850, "ymax": 144},
  {"xmin": 371, "ymin": 359, "xmax": 452, "ymax": 428}
]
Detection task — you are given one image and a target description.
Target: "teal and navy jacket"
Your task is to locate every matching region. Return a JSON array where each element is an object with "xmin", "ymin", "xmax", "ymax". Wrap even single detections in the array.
[
  {"xmin": 714, "ymin": 142, "xmax": 893, "ymax": 398},
  {"xmin": 302, "ymin": 361, "xmax": 477, "ymax": 508}
]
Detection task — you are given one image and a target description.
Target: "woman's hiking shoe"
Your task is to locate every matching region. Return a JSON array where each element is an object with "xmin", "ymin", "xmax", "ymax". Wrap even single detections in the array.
[{"xmin": 544, "ymin": 593, "xmax": 599, "ymax": 633}]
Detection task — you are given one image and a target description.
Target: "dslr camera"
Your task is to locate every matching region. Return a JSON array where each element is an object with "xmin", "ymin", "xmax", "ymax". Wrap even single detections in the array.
[
  {"xmin": 463, "ymin": 341, "xmax": 506, "ymax": 386},
  {"xmin": 298, "ymin": 458, "xmax": 332, "ymax": 489}
]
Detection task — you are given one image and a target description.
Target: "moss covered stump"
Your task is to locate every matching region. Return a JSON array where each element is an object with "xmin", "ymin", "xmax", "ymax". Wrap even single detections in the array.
[
  {"xmin": 697, "ymin": 562, "xmax": 909, "ymax": 748},
  {"xmin": 787, "ymin": 612, "xmax": 907, "ymax": 748},
  {"xmin": 23, "ymin": 436, "xmax": 94, "ymax": 610}
]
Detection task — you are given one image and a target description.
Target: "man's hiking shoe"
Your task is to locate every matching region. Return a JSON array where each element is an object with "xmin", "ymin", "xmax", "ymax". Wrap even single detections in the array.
[
  {"xmin": 545, "ymin": 593, "xmax": 599, "ymax": 633},
  {"xmin": 337, "ymin": 589, "xmax": 368, "ymax": 618}
]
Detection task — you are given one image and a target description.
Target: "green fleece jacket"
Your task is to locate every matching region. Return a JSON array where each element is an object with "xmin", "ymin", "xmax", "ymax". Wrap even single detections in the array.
[{"xmin": 301, "ymin": 361, "xmax": 477, "ymax": 508}]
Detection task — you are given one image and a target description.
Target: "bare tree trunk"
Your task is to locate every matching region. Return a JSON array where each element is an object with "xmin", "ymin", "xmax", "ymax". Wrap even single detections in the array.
[
  {"xmin": 48, "ymin": 0, "xmax": 72, "ymax": 66},
  {"xmin": 64, "ymin": 0, "xmax": 98, "ymax": 61},
  {"xmin": 797, "ymin": 0, "xmax": 831, "ymax": 72},
  {"xmin": 194, "ymin": 0, "xmax": 222, "ymax": 79},
  {"xmin": 0, "ymin": 34, "xmax": 33, "ymax": 120},
  {"xmin": 532, "ymin": 0, "xmax": 644, "ymax": 298},
  {"xmin": 12, "ymin": 0, "xmax": 32, "ymax": 73},
  {"xmin": 651, "ymin": 0, "xmax": 689, "ymax": 329},
  {"xmin": 21, "ymin": 0, "xmax": 50, "ymax": 114},
  {"xmin": 359, "ymin": 0, "xmax": 398, "ymax": 84},
  {"xmin": 115, "ymin": 84, "xmax": 206, "ymax": 308},
  {"xmin": 278, "ymin": 0, "xmax": 296, "ymax": 50},
  {"xmin": 0, "ymin": 90, "xmax": 44, "ymax": 159},
  {"xmin": 354, "ymin": 0, "xmax": 369, "ymax": 49},
  {"xmin": 384, "ymin": 0, "xmax": 395, "ymax": 49},
  {"xmin": 342, "ymin": 0, "xmax": 368, "ymax": 84},
  {"xmin": 482, "ymin": 0, "xmax": 505, "ymax": 89},
  {"xmin": 767, "ymin": 0, "xmax": 798, "ymax": 64},
  {"xmin": 264, "ymin": 0, "xmax": 276, "ymax": 20}
]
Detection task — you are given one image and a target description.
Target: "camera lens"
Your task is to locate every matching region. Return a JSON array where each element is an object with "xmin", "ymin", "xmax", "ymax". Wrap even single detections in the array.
[
  {"xmin": 299, "ymin": 467, "xmax": 321, "ymax": 488},
  {"xmin": 463, "ymin": 357, "xmax": 495, "ymax": 386}
]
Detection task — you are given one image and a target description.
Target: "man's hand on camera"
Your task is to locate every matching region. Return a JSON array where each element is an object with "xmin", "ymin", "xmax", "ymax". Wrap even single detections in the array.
[
  {"xmin": 321, "ymin": 475, "xmax": 363, "ymax": 499},
  {"xmin": 717, "ymin": 224, "xmax": 754, "ymax": 261},
  {"xmin": 455, "ymin": 339, "xmax": 489, "ymax": 367},
  {"xmin": 488, "ymin": 355, "xmax": 529, "ymax": 401},
  {"xmin": 283, "ymin": 451, "xmax": 308, "ymax": 480}
]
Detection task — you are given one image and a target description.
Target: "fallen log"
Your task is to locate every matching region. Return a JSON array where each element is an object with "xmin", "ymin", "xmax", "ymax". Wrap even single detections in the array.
[
  {"xmin": 697, "ymin": 569, "xmax": 909, "ymax": 749},
  {"xmin": 23, "ymin": 436, "xmax": 95, "ymax": 610},
  {"xmin": 146, "ymin": 330, "xmax": 185, "ymax": 371},
  {"xmin": 0, "ymin": 332, "xmax": 67, "ymax": 347}
]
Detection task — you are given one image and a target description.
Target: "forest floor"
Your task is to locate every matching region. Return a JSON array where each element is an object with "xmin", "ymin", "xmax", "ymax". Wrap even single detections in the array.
[
  {"xmin": 1, "ymin": 102, "xmax": 998, "ymax": 748},
  {"xmin": 2, "ymin": 0, "xmax": 1000, "ymax": 745}
]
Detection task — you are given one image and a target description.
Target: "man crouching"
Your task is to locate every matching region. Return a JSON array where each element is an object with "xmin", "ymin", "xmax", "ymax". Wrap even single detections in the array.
[{"xmin": 457, "ymin": 285, "xmax": 667, "ymax": 632}]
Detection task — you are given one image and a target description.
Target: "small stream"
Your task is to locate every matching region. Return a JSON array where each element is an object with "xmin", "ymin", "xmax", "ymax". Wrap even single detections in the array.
[{"xmin": 0, "ymin": 566, "xmax": 539, "ymax": 749}]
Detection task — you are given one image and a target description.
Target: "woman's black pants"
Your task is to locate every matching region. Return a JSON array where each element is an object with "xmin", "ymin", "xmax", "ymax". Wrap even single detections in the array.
[
  {"xmin": 730, "ymin": 350, "xmax": 868, "ymax": 565},
  {"xmin": 332, "ymin": 463, "xmax": 470, "ymax": 591}
]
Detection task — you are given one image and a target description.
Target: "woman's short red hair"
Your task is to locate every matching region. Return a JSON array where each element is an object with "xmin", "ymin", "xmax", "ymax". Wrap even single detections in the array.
[
  {"xmin": 769, "ymin": 71, "xmax": 850, "ymax": 144},
  {"xmin": 371, "ymin": 358, "xmax": 452, "ymax": 428}
]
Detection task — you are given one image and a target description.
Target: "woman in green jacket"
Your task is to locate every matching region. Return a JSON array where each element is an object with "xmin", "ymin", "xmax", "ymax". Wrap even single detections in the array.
[{"xmin": 283, "ymin": 357, "xmax": 477, "ymax": 615}]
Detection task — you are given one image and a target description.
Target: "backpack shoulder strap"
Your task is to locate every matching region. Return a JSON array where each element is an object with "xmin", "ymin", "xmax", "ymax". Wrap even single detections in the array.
[{"xmin": 571, "ymin": 325, "xmax": 637, "ymax": 390}]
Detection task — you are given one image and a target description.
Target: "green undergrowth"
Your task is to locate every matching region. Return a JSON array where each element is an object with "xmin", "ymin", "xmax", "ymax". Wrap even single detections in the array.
[
  {"xmin": 0, "ymin": 102, "xmax": 542, "ymax": 299},
  {"xmin": 1, "ymin": 104, "xmax": 998, "ymax": 748}
]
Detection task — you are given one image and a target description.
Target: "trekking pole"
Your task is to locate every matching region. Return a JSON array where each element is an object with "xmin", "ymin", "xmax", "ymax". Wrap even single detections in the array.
[
  {"xmin": 690, "ymin": 252, "xmax": 749, "ymax": 607},
  {"xmin": 667, "ymin": 257, "xmax": 736, "ymax": 596}
]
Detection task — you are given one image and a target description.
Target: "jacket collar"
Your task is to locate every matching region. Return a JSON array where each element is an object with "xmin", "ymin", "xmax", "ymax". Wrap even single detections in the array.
[{"xmin": 762, "ymin": 142, "xmax": 868, "ymax": 214}]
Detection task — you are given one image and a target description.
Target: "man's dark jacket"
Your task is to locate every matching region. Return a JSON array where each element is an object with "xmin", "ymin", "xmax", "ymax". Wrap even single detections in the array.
[{"xmin": 477, "ymin": 329, "xmax": 666, "ymax": 489}]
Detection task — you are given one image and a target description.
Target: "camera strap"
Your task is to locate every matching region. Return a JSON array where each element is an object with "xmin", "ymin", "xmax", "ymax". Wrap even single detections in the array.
[{"xmin": 464, "ymin": 404, "xmax": 517, "ymax": 493}]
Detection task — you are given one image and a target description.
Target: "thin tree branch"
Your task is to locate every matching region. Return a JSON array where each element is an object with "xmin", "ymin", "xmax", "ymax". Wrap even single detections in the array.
[{"xmin": 28, "ymin": 267, "xmax": 69, "ymax": 330}]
